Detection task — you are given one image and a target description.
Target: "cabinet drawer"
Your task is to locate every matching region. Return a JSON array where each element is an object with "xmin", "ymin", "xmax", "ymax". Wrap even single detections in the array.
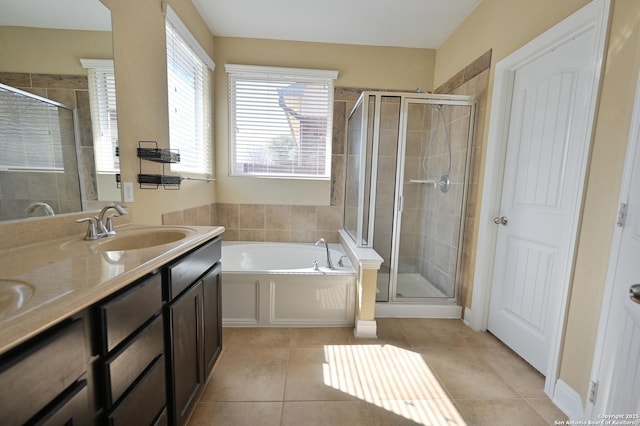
[
  {"xmin": 165, "ymin": 237, "xmax": 221, "ymax": 300},
  {"xmin": 107, "ymin": 355, "xmax": 166, "ymax": 426},
  {"xmin": 0, "ymin": 319, "xmax": 87, "ymax": 425},
  {"xmin": 96, "ymin": 273, "xmax": 162, "ymax": 354},
  {"xmin": 103, "ymin": 315, "xmax": 164, "ymax": 405},
  {"xmin": 37, "ymin": 380, "xmax": 89, "ymax": 426}
]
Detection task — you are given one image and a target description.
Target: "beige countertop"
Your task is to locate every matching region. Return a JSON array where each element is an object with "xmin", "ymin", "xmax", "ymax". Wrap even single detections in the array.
[{"xmin": 0, "ymin": 224, "xmax": 224, "ymax": 355}]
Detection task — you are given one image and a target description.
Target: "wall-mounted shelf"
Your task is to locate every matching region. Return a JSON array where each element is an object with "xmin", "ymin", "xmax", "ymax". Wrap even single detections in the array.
[{"xmin": 137, "ymin": 141, "xmax": 181, "ymax": 190}]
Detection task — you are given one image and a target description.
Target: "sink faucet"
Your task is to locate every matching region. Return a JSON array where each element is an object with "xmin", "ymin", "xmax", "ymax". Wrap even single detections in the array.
[
  {"xmin": 25, "ymin": 202, "xmax": 55, "ymax": 216},
  {"xmin": 76, "ymin": 204, "xmax": 128, "ymax": 240},
  {"xmin": 97, "ymin": 204, "xmax": 128, "ymax": 235},
  {"xmin": 314, "ymin": 238, "xmax": 334, "ymax": 270}
]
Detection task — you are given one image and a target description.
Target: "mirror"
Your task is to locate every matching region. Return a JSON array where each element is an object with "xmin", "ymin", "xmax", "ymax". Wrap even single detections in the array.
[{"xmin": 0, "ymin": 0, "xmax": 120, "ymax": 221}]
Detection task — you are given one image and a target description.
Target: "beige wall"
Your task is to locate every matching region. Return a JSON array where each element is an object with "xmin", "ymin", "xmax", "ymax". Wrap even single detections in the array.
[
  {"xmin": 213, "ymin": 37, "xmax": 436, "ymax": 205},
  {"xmin": 0, "ymin": 27, "xmax": 113, "ymax": 75},
  {"xmin": 560, "ymin": 0, "xmax": 640, "ymax": 402},
  {"xmin": 103, "ymin": 0, "xmax": 216, "ymax": 224},
  {"xmin": 435, "ymin": 0, "xmax": 640, "ymax": 404}
]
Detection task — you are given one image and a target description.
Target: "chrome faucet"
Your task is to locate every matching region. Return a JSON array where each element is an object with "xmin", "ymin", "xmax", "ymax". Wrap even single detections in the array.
[
  {"xmin": 97, "ymin": 204, "xmax": 128, "ymax": 235},
  {"xmin": 314, "ymin": 238, "xmax": 334, "ymax": 270},
  {"xmin": 76, "ymin": 204, "xmax": 128, "ymax": 240},
  {"xmin": 25, "ymin": 202, "xmax": 55, "ymax": 216}
]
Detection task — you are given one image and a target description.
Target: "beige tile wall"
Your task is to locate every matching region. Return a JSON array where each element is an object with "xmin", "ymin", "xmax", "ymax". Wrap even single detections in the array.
[{"xmin": 434, "ymin": 50, "xmax": 491, "ymax": 307}]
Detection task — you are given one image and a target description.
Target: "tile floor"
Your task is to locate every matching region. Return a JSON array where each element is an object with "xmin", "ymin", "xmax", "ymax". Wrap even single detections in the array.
[{"xmin": 187, "ymin": 318, "xmax": 567, "ymax": 426}]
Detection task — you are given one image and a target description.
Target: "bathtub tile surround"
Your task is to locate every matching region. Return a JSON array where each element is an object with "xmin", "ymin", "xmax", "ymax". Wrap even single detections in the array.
[
  {"xmin": 186, "ymin": 319, "xmax": 566, "ymax": 426},
  {"xmin": 164, "ymin": 202, "xmax": 344, "ymax": 243}
]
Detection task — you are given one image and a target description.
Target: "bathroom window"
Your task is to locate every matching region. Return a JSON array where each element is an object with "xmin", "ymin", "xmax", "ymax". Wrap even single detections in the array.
[
  {"xmin": 226, "ymin": 64, "xmax": 338, "ymax": 179},
  {"xmin": 165, "ymin": 5, "xmax": 215, "ymax": 176},
  {"xmin": 81, "ymin": 59, "xmax": 119, "ymax": 173}
]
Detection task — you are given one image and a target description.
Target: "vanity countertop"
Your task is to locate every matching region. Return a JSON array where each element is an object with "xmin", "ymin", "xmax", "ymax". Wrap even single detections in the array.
[{"xmin": 0, "ymin": 224, "xmax": 225, "ymax": 355}]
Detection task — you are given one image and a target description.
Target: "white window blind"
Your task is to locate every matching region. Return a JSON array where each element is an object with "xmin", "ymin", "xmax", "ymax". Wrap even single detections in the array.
[
  {"xmin": 226, "ymin": 65, "xmax": 338, "ymax": 179},
  {"xmin": 165, "ymin": 5, "xmax": 214, "ymax": 176},
  {"xmin": 81, "ymin": 59, "xmax": 119, "ymax": 173},
  {"xmin": 0, "ymin": 86, "xmax": 65, "ymax": 171}
]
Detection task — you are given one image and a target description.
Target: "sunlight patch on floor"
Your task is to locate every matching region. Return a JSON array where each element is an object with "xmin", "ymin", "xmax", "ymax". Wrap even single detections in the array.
[{"xmin": 323, "ymin": 344, "xmax": 466, "ymax": 425}]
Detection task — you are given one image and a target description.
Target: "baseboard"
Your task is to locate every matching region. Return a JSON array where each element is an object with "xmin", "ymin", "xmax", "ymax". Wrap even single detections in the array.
[
  {"xmin": 354, "ymin": 317, "xmax": 377, "ymax": 339},
  {"xmin": 552, "ymin": 379, "xmax": 585, "ymax": 421},
  {"xmin": 375, "ymin": 303, "xmax": 462, "ymax": 318}
]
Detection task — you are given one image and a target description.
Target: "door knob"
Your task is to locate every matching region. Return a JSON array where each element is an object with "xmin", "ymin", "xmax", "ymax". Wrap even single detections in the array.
[
  {"xmin": 493, "ymin": 216, "xmax": 508, "ymax": 225},
  {"xmin": 630, "ymin": 284, "xmax": 640, "ymax": 304}
]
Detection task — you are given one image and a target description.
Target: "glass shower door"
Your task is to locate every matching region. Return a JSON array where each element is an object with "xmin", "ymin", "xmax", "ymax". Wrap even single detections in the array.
[{"xmin": 392, "ymin": 99, "xmax": 473, "ymax": 301}]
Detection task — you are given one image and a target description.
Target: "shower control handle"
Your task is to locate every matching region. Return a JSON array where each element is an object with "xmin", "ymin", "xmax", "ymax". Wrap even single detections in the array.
[{"xmin": 493, "ymin": 216, "xmax": 508, "ymax": 226}]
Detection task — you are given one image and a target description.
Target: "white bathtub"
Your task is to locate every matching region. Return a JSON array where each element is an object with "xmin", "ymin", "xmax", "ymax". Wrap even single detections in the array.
[{"xmin": 221, "ymin": 242, "xmax": 357, "ymax": 327}]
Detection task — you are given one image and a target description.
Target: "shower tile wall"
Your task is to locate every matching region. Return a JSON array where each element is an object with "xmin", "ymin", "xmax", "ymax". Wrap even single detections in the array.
[
  {"xmin": 0, "ymin": 72, "xmax": 96, "ymax": 220},
  {"xmin": 434, "ymin": 50, "xmax": 491, "ymax": 306},
  {"xmin": 418, "ymin": 105, "xmax": 470, "ymax": 297}
]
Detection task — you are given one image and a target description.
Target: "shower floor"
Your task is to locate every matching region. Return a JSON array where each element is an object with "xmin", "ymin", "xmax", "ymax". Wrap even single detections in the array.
[{"xmin": 396, "ymin": 273, "xmax": 448, "ymax": 298}]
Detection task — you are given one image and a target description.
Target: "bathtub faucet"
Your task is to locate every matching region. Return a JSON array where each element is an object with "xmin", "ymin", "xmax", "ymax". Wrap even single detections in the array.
[{"xmin": 314, "ymin": 238, "xmax": 334, "ymax": 270}]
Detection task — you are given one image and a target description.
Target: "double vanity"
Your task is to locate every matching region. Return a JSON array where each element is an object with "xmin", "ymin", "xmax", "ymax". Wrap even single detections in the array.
[{"xmin": 0, "ymin": 221, "xmax": 224, "ymax": 425}]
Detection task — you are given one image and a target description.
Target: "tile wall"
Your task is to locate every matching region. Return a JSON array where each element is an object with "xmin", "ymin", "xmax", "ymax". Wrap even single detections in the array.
[
  {"xmin": 434, "ymin": 50, "xmax": 491, "ymax": 306},
  {"xmin": 0, "ymin": 72, "xmax": 98, "ymax": 220}
]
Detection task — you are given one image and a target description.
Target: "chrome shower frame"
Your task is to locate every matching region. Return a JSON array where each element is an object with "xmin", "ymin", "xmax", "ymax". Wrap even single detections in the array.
[{"xmin": 344, "ymin": 91, "xmax": 476, "ymax": 305}]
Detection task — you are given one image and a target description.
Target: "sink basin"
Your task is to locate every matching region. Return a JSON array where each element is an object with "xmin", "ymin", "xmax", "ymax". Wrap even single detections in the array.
[
  {"xmin": 0, "ymin": 280, "xmax": 34, "ymax": 316},
  {"xmin": 95, "ymin": 230, "xmax": 189, "ymax": 252}
]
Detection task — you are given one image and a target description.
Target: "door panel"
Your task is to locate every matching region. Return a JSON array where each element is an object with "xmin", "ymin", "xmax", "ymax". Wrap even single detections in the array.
[
  {"xmin": 593, "ymin": 97, "xmax": 640, "ymax": 415},
  {"xmin": 488, "ymin": 26, "xmax": 597, "ymax": 374}
]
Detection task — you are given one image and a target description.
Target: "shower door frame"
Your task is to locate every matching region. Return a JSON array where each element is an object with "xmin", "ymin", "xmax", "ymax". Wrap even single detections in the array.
[{"xmin": 389, "ymin": 96, "xmax": 476, "ymax": 304}]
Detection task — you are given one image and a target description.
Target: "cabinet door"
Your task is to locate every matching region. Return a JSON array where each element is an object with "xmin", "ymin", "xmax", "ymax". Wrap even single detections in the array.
[
  {"xmin": 202, "ymin": 264, "xmax": 222, "ymax": 376},
  {"xmin": 166, "ymin": 281, "xmax": 204, "ymax": 426}
]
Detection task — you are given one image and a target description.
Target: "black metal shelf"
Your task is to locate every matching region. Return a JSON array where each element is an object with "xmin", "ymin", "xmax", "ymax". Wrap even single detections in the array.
[{"xmin": 137, "ymin": 141, "xmax": 181, "ymax": 190}]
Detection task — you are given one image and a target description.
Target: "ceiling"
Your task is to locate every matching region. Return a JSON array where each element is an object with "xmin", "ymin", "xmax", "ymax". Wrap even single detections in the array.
[
  {"xmin": 0, "ymin": 0, "xmax": 111, "ymax": 31},
  {"xmin": 0, "ymin": 0, "xmax": 482, "ymax": 49},
  {"xmin": 191, "ymin": 0, "xmax": 482, "ymax": 49}
]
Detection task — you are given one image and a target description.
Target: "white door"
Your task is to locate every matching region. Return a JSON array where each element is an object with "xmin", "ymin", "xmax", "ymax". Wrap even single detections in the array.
[
  {"xmin": 591, "ymin": 83, "xmax": 640, "ymax": 417},
  {"xmin": 487, "ymin": 25, "xmax": 599, "ymax": 374}
]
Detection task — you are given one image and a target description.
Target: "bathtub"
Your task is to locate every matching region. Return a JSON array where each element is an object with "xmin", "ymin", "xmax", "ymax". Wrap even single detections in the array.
[{"xmin": 221, "ymin": 242, "xmax": 357, "ymax": 327}]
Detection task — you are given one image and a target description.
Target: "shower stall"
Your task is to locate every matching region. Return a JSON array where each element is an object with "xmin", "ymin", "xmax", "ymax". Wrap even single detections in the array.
[{"xmin": 344, "ymin": 91, "xmax": 475, "ymax": 314}]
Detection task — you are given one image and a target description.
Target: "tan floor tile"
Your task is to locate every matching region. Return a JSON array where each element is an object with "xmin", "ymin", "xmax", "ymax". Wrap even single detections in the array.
[
  {"xmin": 475, "ymin": 345, "xmax": 546, "ymax": 398},
  {"xmin": 353, "ymin": 345, "xmax": 450, "ymax": 401},
  {"xmin": 353, "ymin": 318, "xmax": 411, "ymax": 347},
  {"xmin": 225, "ymin": 327, "xmax": 292, "ymax": 349},
  {"xmin": 284, "ymin": 347, "xmax": 361, "ymax": 401},
  {"xmin": 397, "ymin": 319, "xmax": 471, "ymax": 348},
  {"xmin": 187, "ymin": 402, "xmax": 282, "ymax": 426},
  {"xmin": 368, "ymin": 399, "xmax": 467, "ymax": 426},
  {"xmin": 525, "ymin": 398, "xmax": 568, "ymax": 424},
  {"xmin": 281, "ymin": 401, "xmax": 371, "ymax": 426},
  {"xmin": 200, "ymin": 347, "xmax": 288, "ymax": 402},
  {"xmin": 419, "ymin": 347, "xmax": 517, "ymax": 400},
  {"xmin": 290, "ymin": 327, "xmax": 353, "ymax": 347},
  {"xmin": 454, "ymin": 399, "xmax": 548, "ymax": 426}
]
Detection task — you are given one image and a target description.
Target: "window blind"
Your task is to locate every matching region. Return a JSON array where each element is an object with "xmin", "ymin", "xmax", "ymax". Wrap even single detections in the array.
[
  {"xmin": 165, "ymin": 6, "xmax": 213, "ymax": 176},
  {"xmin": 81, "ymin": 59, "xmax": 119, "ymax": 173},
  {"xmin": 0, "ymin": 87, "xmax": 65, "ymax": 171},
  {"xmin": 226, "ymin": 65, "xmax": 338, "ymax": 179}
]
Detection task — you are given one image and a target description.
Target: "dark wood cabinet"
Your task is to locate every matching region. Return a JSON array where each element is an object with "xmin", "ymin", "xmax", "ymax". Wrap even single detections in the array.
[
  {"xmin": 0, "ymin": 318, "xmax": 90, "ymax": 426},
  {"xmin": 0, "ymin": 235, "xmax": 222, "ymax": 426},
  {"xmin": 94, "ymin": 272, "xmax": 166, "ymax": 425},
  {"xmin": 202, "ymin": 264, "xmax": 222, "ymax": 375},
  {"xmin": 166, "ymin": 281, "xmax": 204, "ymax": 426},
  {"xmin": 164, "ymin": 237, "xmax": 222, "ymax": 426}
]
